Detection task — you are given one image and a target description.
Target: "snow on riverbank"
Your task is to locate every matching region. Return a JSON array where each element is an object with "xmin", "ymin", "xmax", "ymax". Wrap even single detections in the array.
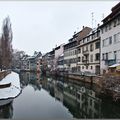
[{"xmin": 0, "ymin": 72, "xmax": 21, "ymax": 99}]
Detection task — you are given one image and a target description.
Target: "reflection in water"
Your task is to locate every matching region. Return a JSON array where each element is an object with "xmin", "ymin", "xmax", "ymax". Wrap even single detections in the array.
[
  {"xmin": 0, "ymin": 101, "xmax": 13, "ymax": 119},
  {"xmin": 20, "ymin": 72, "xmax": 41, "ymax": 91},
  {"xmin": 11, "ymin": 72, "xmax": 120, "ymax": 119},
  {"xmin": 41, "ymin": 76, "xmax": 102, "ymax": 118}
]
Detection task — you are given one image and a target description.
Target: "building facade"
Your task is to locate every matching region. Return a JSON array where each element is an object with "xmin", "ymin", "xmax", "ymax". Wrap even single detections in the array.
[
  {"xmin": 77, "ymin": 28, "xmax": 100, "ymax": 75},
  {"xmin": 26, "ymin": 51, "xmax": 42, "ymax": 72},
  {"xmin": 100, "ymin": 2, "xmax": 120, "ymax": 74},
  {"xmin": 64, "ymin": 38, "xmax": 77, "ymax": 72},
  {"xmin": 54, "ymin": 44, "xmax": 64, "ymax": 70},
  {"xmin": 57, "ymin": 54, "xmax": 64, "ymax": 71},
  {"xmin": 64, "ymin": 26, "xmax": 92, "ymax": 73}
]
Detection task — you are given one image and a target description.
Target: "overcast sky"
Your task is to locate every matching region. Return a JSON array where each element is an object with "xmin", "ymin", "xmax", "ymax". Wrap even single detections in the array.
[{"xmin": 0, "ymin": 1, "xmax": 119, "ymax": 55}]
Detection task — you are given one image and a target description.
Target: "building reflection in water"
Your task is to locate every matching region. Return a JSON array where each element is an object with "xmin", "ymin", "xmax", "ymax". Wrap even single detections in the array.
[
  {"xmin": 41, "ymin": 76, "xmax": 102, "ymax": 119},
  {"xmin": 18, "ymin": 72, "xmax": 120, "ymax": 119},
  {"xmin": 0, "ymin": 101, "xmax": 13, "ymax": 119},
  {"xmin": 20, "ymin": 72, "xmax": 102, "ymax": 118},
  {"xmin": 19, "ymin": 72, "xmax": 41, "ymax": 91}
]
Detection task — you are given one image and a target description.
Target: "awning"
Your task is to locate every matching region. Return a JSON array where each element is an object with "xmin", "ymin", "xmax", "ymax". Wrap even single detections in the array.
[{"xmin": 109, "ymin": 63, "xmax": 120, "ymax": 68}]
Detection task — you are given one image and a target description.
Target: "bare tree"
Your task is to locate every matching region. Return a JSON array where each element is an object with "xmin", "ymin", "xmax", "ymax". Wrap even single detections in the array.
[{"xmin": 0, "ymin": 16, "xmax": 13, "ymax": 70}]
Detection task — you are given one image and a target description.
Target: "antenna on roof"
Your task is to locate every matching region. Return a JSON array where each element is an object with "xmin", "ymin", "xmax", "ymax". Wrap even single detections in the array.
[
  {"xmin": 95, "ymin": 19, "xmax": 97, "ymax": 29},
  {"xmin": 77, "ymin": 27, "xmax": 79, "ymax": 32},
  {"xmin": 91, "ymin": 12, "xmax": 94, "ymax": 29},
  {"xmin": 102, "ymin": 13, "xmax": 104, "ymax": 19}
]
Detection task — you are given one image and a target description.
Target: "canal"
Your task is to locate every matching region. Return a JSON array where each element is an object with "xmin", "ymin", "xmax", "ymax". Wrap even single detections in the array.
[{"xmin": 0, "ymin": 72, "xmax": 120, "ymax": 119}]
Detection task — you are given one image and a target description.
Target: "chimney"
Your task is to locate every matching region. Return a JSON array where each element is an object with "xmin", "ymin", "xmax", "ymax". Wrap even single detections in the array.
[
  {"xmin": 74, "ymin": 31, "xmax": 76, "ymax": 34},
  {"xmin": 97, "ymin": 24, "xmax": 100, "ymax": 27}
]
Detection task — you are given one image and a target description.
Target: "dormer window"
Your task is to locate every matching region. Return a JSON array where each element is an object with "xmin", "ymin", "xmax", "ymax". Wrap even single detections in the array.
[
  {"xmin": 105, "ymin": 25, "xmax": 108, "ymax": 32},
  {"xmin": 87, "ymin": 37, "xmax": 90, "ymax": 41}
]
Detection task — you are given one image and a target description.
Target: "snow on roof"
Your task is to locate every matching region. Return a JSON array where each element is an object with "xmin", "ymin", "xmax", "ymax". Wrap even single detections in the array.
[{"xmin": 109, "ymin": 63, "xmax": 120, "ymax": 68}]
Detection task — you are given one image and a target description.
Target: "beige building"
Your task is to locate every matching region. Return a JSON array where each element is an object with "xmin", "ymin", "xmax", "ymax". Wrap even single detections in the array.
[
  {"xmin": 76, "ymin": 28, "xmax": 100, "ymax": 75},
  {"xmin": 64, "ymin": 26, "xmax": 92, "ymax": 73}
]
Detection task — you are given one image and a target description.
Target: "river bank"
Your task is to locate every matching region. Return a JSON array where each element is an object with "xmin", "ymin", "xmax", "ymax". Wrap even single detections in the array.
[{"xmin": 42, "ymin": 70, "xmax": 120, "ymax": 102}]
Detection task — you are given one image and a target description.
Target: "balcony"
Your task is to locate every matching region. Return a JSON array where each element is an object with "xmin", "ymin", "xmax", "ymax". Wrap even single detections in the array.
[
  {"xmin": 82, "ymin": 59, "xmax": 89, "ymax": 65},
  {"xmin": 82, "ymin": 50, "xmax": 89, "ymax": 55}
]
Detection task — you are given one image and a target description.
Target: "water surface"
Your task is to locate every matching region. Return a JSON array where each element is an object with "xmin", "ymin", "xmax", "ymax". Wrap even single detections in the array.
[{"xmin": 0, "ymin": 72, "xmax": 120, "ymax": 119}]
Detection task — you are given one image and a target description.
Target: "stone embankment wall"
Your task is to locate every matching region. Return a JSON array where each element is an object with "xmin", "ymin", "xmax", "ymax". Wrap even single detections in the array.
[
  {"xmin": 46, "ymin": 71, "xmax": 120, "ymax": 101},
  {"xmin": 66, "ymin": 74, "xmax": 103, "ymax": 87}
]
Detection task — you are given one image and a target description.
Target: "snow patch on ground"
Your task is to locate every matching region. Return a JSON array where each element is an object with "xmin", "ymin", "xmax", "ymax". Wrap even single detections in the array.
[{"xmin": 0, "ymin": 72, "xmax": 21, "ymax": 99}]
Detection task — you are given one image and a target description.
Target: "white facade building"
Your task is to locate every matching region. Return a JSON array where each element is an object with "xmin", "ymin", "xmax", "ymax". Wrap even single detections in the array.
[
  {"xmin": 54, "ymin": 44, "xmax": 64, "ymax": 70},
  {"xmin": 100, "ymin": 2, "xmax": 120, "ymax": 74},
  {"xmin": 64, "ymin": 39, "xmax": 77, "ymax": 72}
]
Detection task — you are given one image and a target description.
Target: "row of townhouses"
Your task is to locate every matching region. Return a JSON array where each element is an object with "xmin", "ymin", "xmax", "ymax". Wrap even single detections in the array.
[
  {"xmin": 42, "ymin": 2, "xmax": 120, "ymax": 75},
  {"xmin": 12, "ymin": 50, "xmax": 42, "ymax": 72}
]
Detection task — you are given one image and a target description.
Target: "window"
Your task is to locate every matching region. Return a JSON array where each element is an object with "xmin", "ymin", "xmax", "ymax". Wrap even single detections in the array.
[
  {"xmin": 75, "ymin": 50, "xmax": 77, "ymax": 55},
  {"xmin": 86, "ymin": 66, "xmax": 88, "ymax": 69},
  {"xmin": 82, "ymin": 56, "xmax": 84, "ymax": 62},
  {"xmin": 91, "ymin": 66, "xmax": 93, "ymax": 69},
  {"xmin": 114, "ymin": 51, "xmax": 117, "ymax": 60},
  {"xmin": 95, "ymin": 53, "xmax": 100, "ymax": 61},
  {"xmin": 109, "ymin": 36, "xmax": 112, "ymax": 44},
  {"xmin": 106, "ymin": 53, "xmax": 108, "ymax": 60},
  {"xmin": 78, "ymin": 57, "xmax": 81, "ymax": 62},
  {"xmin": 83, "ymin": 38, "xmax": 85, "ymax": 43},
  {"xmin": 86, "ymin": 45, "xmax": 88, "ymax": 51},
  {"xmin": 82, "ymin": 47, "xmax": 84, "ymax": 53},
  {"xmin": 78, "ymin": 48, "xmax": 81, "ymax": 53},
  {"xmin": 87, "ymin": 37, "xmax": 90, "ymax": 41},
  {"xmin": 114, "ymin": 34, "xmax": 117, "ymax": 43},
  {"xmin": 103, "ymin": 39, "xmax": 105, "ymax": 47},
  {"xmin": 90, "ymin": 44, "xmax": 94, "ymax": 51},
  {"xmin": 95, "ymin": 42, "xmax": 100, "ymax": 49},
  {"xmin": 105, "ymin": 25, "xmax": 108, "ymax": 32},
  {"xmin": 114, "ymin": 32, "xmax": 120, "ymax": 43},
  {"xmin": 103, "ymin": 38, "xmax": 109, "ymax": 47},
  {"xmin": 90, "ymin": 99, "xmax": 92, "ymax": 106},
  {"xmin": 90, "ymin": 55, "xmax": 93, "ymax": 62},
  {"xmin": 102, "ymin": 53, "xmax": 105, "ymax": 60},
  {"xmin": 82, "ymin": 66, "xmax": 84, "ymax": 69},
  {"xmin": 97, "ymin": 31, "xmax": 100, "ymax": 37},
  {"xmin": 78, "ymin": 66, "xmax": 81, "ymax": 71}
]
